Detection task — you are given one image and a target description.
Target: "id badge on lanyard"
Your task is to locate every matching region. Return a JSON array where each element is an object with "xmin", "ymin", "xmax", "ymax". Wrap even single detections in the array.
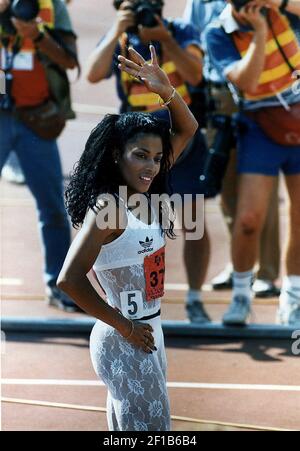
[{"xmin": 1, "ymin": 48, "xmax": 33, "ymax": 71}]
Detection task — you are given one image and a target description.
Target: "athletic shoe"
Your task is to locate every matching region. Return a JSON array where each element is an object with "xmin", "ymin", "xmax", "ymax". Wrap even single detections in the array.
[
  {"xmin": 277, "ymin": 302, "xmax": 300, "ymax": 327},
  {"xmin": 186, "ymin": 300, "xmax": 211, "ymax": 323},
  {"xmin": 252, "ymin": 279, "xmax": 280, "ymax": 298},
  {"xmin": 46, "ymin": 286, "xmax": 83, "ymax": 313},
  {"xmin": 1, "ymin": 163, "xmax": 25, "ymax": 184},
  {"xmin": 223, "ymin": 295, "xmax": 251, "ymax": 326},
  {"xmin": 277, "ymin": 289, "xmax": 300, "ymax": 327},
  {"xmin": 211, "ymin": 264, "xmax": 233, "ymax": 290}
]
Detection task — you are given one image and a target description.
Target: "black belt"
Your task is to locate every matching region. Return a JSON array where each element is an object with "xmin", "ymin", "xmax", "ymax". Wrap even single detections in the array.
[{"xmin": 136, "ymin": 309, "xmax": 161, "ymax": 321}]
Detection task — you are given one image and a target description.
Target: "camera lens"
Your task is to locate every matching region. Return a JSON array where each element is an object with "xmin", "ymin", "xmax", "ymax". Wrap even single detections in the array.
[
  {"xmin": 11, "ymin": 0, "xmax": 39, "ymax": 22},
  {"xmin": 136, "ymin": 4, "xmax": 158, "ymax": 28},
  {"xmin": 231, "ymin": 0, "xmax": 251, "ymax": 11}
]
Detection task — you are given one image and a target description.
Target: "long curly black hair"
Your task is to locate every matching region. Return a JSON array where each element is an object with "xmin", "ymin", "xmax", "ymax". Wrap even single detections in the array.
[{"xmin": 65, "ymin": 112, "xmax": 176, "ymax": 238}]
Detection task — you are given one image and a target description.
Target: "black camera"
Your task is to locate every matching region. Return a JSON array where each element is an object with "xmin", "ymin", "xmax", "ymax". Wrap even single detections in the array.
[
  {"xmin": 0, "ymin": 0, "xmax": 39, "ymax": 35},
  {"xmin": 114, "ymin": 0, "xmax": 164, "ymax": 32},
  {"xmin": 231, "ymin": 0, "xmax": 268, "ymax": 15},
  {"xmin": 231, "ymin": 0, "xmax": 251, "ymax": 11},
  {"xmin": 199, "ymin": 115, "xmax": 236, "ymax": 197}
]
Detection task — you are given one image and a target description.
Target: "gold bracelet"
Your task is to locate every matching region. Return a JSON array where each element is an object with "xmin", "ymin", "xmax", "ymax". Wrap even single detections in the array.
[
  {"xmin": 124, "ymin": 320, "xmax": 134, "ymax": 339},
  {"xmin": 159, "ymin": 87, "xmax": 176, "ymax": 107}
]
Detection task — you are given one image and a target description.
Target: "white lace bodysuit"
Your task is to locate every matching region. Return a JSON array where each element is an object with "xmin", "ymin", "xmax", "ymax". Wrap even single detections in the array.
[{"xmin": 90, "ymin": 203, "xmax": 171, "ymax": 431}]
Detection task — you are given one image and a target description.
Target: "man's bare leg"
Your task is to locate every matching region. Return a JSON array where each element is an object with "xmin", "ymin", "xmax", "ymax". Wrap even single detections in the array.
[
  {"xmin": 182, "ymin": 200, "xmax": 211, "ymax": 323},
  {"xmin": 278, "ymin": 174, "xmax": 300, "ymax": 326},
  {"xmin": 223, "ymin": 174, "xmax": 276, "ymax": 325}
]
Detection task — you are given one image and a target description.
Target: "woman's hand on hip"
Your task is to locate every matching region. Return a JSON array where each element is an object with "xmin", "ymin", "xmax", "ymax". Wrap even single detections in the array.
[{"xmin": 121, "ymin": 320, "xmax": 157, "ymax": 354}]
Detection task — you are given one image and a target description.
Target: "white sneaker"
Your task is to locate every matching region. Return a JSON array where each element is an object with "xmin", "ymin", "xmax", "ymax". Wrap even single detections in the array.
[
  {"xmin": 1, "ymin": 163, "xmax": 25, "ymax": 184},
  {"xmin": 277, "ymin": 304, "xmax": 300, "ymax": 327},
  {"xmin": 252, "ymin": 279, "xmax": 280, "ymax": 298},
  {"xmin": 277, "ymin": 291, "xmax": 300, "ymax": 327},
  {"xmin": 211, "ymin": 263, "xmax": 233, "ymax": 290},
  {"xmin": 223, "ymin": 295, "xmax": 252, "ymax": 326},
  {"xmin": 186, "ymin": 301, "xmax": 211, "ymax": 324}
]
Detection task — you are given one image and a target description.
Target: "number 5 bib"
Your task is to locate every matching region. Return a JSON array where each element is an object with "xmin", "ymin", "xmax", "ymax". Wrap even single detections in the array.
[{"xmin": 120, "ymin": 290, "xmax": 144, "ymax": 320}]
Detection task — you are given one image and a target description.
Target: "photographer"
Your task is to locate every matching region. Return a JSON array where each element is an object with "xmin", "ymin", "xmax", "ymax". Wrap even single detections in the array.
[
  {"xmin": 1, "ymin": 0, "xmax": 74, "ymax": 184},
  {"xmin": 184, "ymin": 0, "xmax": 281, "ymax": 299},
  {"xmin": 206, "ymin": 0, "xmax": 300, "ymax": 327},
  {"xmin": 85, "ymin": 0, "xmax": 214, "ymax": 324},
  {"xmin": 0, "ymin": 0, "xmax": 81, "ymax": 312}
]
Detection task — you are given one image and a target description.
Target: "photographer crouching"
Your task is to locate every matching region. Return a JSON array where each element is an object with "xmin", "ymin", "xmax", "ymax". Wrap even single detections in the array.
[
  {"xmin": 0, "ymin": 0, "xmax": 82, "ymax": 312},
  {"xmin": 206, "ymin": 0, "xmax": 300, "ymax": 327},
  {"xmin": 85, "ymin": 0, "xmax": 215, "ymax": 323}
]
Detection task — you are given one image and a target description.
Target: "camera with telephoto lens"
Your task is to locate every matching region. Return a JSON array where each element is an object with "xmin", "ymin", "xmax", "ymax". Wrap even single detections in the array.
[
  {"xmin": 0, "ymin": 0, "xmax": 39, "ymax": 35},
  {"xmin": 114, "ymin": 0, "xmax": 164, "ymax": 33},
  {"xmin": 0, "ymin": 0, "xmax": 39, "ymax": 110},
  {"xmin": 231, "ymin": 0, "xmax": 268, "ymax": 15},
  {"xmin": 199, "ymin": 114, "xmax": 236, "ymax": 197},
  {"xmin": 231, "ymin": 0, "xmax": 251, "ymax": 11}
]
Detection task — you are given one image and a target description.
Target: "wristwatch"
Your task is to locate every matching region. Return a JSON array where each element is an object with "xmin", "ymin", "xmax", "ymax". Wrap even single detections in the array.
[
  {"xmin": 33, "ymin": 30, "xmax": 45, "ymax": 44},
  {"xmin": 279, "ymin": 0, "xmax": 289, "ymax": 13}
]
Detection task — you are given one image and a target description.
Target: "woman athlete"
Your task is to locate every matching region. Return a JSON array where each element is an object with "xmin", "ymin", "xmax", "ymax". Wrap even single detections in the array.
[{"xmin": 57, "ymin": 45, "xmax": 198, "ymax": 431}]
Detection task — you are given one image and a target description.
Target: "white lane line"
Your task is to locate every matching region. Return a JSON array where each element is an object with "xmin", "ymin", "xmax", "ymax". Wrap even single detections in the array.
[
  {"xmin": 0, "ymin": 278, "xmax": 23, "ymax": 286},
  {"xmin": 1, "ymin": 379, "xmax": 104, "ymax": 387},
  {"xmin": 2, "ymin": 379, "xmax": 300, "ymax": 392},
  {"xmin": 2, "ymin": 398, "xmax": 292, "ymax": 431},
  {"xmin": 168, "ymin": 383, "xmax": 300, "ymax": 391},
  {"xmin": 165, "ymin": 283, "xmax": 212, "ymax": 292}
]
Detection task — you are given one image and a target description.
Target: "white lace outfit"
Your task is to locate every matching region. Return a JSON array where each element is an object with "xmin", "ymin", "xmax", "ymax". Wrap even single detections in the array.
[{"xmin": 90, "ymin": 199, "xmax": 171, "ymax": 431}]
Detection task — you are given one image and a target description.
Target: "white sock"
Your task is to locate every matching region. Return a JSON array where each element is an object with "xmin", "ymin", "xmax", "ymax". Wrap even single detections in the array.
[
  {"xmin": 280, "ymin": 275, "xmax": 300, "ymax": 309},
  {"xmin": 186, "ymin": 289, "xmax": 202, "ymax": 305},
  {"xmin": 233, "ymin": 271, "xmax": 253, "ymax": 300}
]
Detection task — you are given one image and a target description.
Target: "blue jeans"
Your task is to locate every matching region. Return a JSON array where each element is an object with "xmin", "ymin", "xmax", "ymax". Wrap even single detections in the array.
[{"xmin": 0, "ymin": 112, "xmax": 71, "ymax": 288}]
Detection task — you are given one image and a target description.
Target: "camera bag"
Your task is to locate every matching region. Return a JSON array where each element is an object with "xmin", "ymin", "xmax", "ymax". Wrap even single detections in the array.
[{"xmin": 15, "ymin": 28, "xmax": 78, "ymax": 140}]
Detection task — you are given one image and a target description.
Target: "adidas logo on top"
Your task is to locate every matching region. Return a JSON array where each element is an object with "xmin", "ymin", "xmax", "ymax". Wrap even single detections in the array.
[{"xmin": 138, "ymin": 237, "xmax": 154, "ymax": 254}]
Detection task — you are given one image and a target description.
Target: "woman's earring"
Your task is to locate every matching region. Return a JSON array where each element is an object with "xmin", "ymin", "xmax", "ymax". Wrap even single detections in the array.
[{"xmin": 114, "ymin": 160, "xmax": 118, "ymax": 164}]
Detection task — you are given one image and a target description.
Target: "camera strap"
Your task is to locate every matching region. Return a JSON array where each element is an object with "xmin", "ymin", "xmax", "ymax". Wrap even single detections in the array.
[
  {"xmin": 0, "ymin": 35, "xmax": 22, "ymax": 108},
  {"xmin": 223, "ymin": 8, "xmax": 300, "ymax": 112},
  {"xmin": 265, "ymin": 10, "xmax": 298, "ymax": 75},
  {"xmin": 1, "ymin": 34, "xmax": 22, "ymax": 72}
]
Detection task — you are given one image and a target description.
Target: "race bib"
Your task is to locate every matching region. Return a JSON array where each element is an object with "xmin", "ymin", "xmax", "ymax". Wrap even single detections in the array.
[
  {"xmin": 144, "ymin": 246, "xmax": 165, "ymax": 302},
  {"xmin": 1, "ymin": 49, "xmax": 33, "ymax": 71},
  {"xmin": 120, "ymin": 290, "xmax": 144, "ymax": 320}
]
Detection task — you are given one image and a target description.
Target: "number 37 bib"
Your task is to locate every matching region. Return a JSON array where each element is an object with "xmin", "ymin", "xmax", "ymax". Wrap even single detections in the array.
[
  {"xmin": 144, "ymin": 246, "xmax": 165, "ymax": 302},
  {"xmin": 119, "ymin": 246, "xmax": 165, "ymax": 319}
]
